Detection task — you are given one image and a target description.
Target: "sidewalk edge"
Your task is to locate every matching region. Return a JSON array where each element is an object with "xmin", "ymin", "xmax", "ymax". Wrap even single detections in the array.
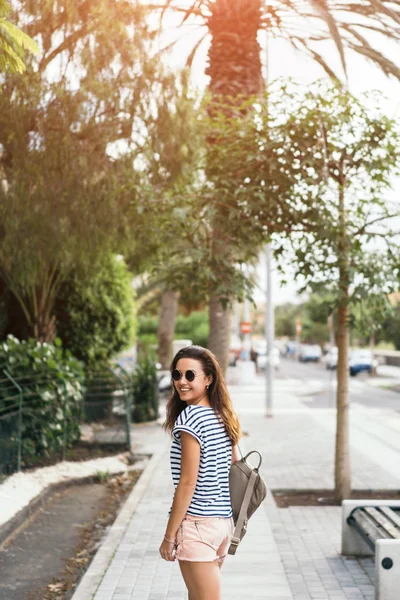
[{"xmin": 70, "ymin": 442, "xmax": 167, "ymax": 600}]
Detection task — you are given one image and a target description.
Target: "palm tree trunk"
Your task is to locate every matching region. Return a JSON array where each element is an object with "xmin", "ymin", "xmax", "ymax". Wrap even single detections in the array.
[
  {"xmin": 208, "ymin": 295, "xmax": 232, "ymax": 373},
  {"xmin": 206, "ymin": 0, "xmax": 263, "ymax": 373},
  {"xmin": 158, "ymin": 289, "xmax": 179, "ymax": 368}
]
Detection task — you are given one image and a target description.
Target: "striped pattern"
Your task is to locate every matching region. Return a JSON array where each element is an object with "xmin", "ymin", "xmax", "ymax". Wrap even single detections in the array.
[{"xmin": 170, "ymin": 405, "xmax": 233, "ymax": 517}]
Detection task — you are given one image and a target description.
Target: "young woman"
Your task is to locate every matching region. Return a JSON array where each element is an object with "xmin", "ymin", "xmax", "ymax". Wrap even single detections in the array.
[{"xmin": 160, "ymin": 345, "xmax": 242, "ymax": 600}]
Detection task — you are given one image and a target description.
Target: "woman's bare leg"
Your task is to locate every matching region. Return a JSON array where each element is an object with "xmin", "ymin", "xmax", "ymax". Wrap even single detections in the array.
[{"xmin": 179, "ymin": 560, "xmax": 221, "ymax": 600}]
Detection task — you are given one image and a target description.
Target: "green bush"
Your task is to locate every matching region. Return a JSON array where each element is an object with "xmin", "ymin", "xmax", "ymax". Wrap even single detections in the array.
[
  {"xmin": 137, "ymin": 315, "xmax": 158, "ymax": 335},
  {"xmin": 137, "ymin": 310, "xmax": 209, "ymax": 349},
  {"xmin": 0, "ymin": 335, "xmax": 84, "ymax": 465},
  {"xmin": 131, "ymin": 353, "xmax": 159, "ymax": 423},
  {"xmin": 175, "ymin": 311, "xmax": 209, "ymax": 347},
  {"xmin": 55, "ymin": 255, "xmax": 136, "ymax": 367}
]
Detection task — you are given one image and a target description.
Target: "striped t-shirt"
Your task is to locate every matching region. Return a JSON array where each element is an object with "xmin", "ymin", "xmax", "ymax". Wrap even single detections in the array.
[{"xmin": 170, "ymin": 404, "xmax": 233, "ymax": 518}]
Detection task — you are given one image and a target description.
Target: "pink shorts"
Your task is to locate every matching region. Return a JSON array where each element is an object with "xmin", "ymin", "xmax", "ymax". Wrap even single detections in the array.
[{"xmin": 175, "ymin": 514, "xmax": 234, "ymax": 563}]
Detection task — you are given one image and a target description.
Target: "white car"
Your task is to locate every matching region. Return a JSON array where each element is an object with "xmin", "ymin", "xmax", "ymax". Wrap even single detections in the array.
[
  {"xmin": 349, "ymin": 349, "xmax": 378, "ymax": 376},
  {"xmin": 325, "ymin": 347, "xmax": 338, "ymax": 370},
  {"xmin": 324, "ymin": 347, "xmax": 379, "ymax": 375},
  {"xmin": 256, "ymin": 345, "xmax": 280, "ymax": 371},
  {"xmin": 299, "ymin": 344, "xmax": 322, "ymax": 362}
]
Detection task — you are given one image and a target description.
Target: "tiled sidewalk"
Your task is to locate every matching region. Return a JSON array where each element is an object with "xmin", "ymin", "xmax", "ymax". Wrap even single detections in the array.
[{"xmin": 72, "ymin": 371, "xmax": 400, "ymax": 600}]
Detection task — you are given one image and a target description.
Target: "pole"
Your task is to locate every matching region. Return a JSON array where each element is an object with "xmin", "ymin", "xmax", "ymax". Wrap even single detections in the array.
[
  {"xmin": 243, "ymin": 297, "xmax": 251, "ymax": 361},
  {"xmin": 263, "ymin": 5, "xmax": 273, "ymax": 417},
  {"xmin": 265, "ymin": 244, "xmax": 273, "ymax": 417}
]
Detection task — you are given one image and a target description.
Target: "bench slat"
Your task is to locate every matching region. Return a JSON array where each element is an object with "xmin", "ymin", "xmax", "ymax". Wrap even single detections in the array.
[
  {"xmin": 364, "ymin": 507, "xmax": 400, "ymax": 539},
  {"xmin": 352, "ymin": 509, "xmax": 391, "ymax": 545},
  {"xmin": 379, "ymin": 507, "xmax": 400, "ymax": 530}
]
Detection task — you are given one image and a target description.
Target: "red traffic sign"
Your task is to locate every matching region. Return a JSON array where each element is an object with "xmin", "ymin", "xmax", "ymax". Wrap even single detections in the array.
[{"xmin": 240, "ymin": 321, "xmax": 252, "ymax": 334}]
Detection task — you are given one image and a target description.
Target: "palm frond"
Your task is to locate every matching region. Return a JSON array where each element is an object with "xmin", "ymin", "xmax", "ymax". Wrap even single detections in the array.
[
  {"xmin": 0, "ymin": 11, "xmax": 39, "ymax": 73},
  {"xmin": 292, "ymin": 36, "xmax": 342, "ymax": 82},
  {"xmin": 153, "ymin": 0, "xmax": 400, "ymax": 85},
  {"xmin": 179, "ymin": 0, "xmax": 202, "ymax": 25},
  {"xmin": 368, "ymin": 0, "xmax": 400, "ymax": 25},
  {"xmin": 0, "ymin": 0, "xmax": 9, "ymax": 19},
  {"xmin": 339, "ymin": 22, "xmax": 400, "ymax": 78},
  {"xmin": 155, "ymin": 25, "xmax": 205, "ymax": 58},
  {"xmin": 186, "ymin": 32, "xmax": 208, "ymax": 68},
  {"xmin": 158, "ymin": 0, "xmax": 208, "ymax": 27},
  {"xmin": 309, "ymin": 0, "xmax": 347, "ymax": 77},
  {"xmin": 0, "ymin": 19, "xmax": 39, "ymax": 55},
  {"xmin": 0, "ymin": 38, "xmax": 25, "ymax": 73}
]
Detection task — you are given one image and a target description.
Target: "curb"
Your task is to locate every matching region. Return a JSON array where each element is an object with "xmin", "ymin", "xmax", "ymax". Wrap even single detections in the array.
[{"xmin": 70, "ymin": 442, "xmax": 167, "ymax": 600}]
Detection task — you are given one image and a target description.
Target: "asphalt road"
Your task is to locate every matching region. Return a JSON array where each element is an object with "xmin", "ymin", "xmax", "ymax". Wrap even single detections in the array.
[{"xmin": 273, "ymin": 357, "xmax": 400, "ymax": 411}]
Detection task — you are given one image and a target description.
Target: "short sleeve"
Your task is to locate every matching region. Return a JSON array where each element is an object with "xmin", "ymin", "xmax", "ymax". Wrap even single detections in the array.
[{"xmin": 172, "ymin": 407, "xmax": 203, "ymax": 448}]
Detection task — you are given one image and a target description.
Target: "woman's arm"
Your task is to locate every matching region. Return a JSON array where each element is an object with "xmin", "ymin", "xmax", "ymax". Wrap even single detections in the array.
[
  {"xmin": 165, "ymin": 431, "xmax": 200, "ymax": 540},
  {"xmin": 231, "ymin": 443, "xmax": 241, "ymax": 464}
]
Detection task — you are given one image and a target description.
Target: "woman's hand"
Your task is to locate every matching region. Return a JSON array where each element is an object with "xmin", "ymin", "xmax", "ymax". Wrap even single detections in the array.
[{"xmin": 159, "ymin": 537, "xmax": 176, "ymax": 561}]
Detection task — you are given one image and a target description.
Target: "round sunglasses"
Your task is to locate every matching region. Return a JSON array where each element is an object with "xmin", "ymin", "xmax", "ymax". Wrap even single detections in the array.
[{"xmin": 171, "ymin": 369, "xmax": 204, "ymax": 382}]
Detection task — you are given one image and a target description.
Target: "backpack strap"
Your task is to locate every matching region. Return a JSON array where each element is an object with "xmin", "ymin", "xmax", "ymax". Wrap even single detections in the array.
[{"xmin": 228, "ymin": 469, "xmax": 258, "ymax": 555}]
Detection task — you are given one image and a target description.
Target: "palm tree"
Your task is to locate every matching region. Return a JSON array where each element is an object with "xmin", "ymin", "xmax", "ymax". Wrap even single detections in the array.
[
  {"xmin": 150, "ymin": 0, "xmax": 400, "ymax": 502},
  {"xmin": 152, "ymin": 0, "xmax": 400, "ymax": 376}
]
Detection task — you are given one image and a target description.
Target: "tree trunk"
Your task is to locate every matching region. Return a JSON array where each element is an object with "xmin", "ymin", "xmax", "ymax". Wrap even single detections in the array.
[
  {"xmin": 328, "ymin": 312, "xmax": 336, "ymax": 347},
  {"xmin": 335, "ymin": 292, "xmax": 351, "ymax": 501},
  {"xmin": 369, "ymin": 333, "xmax": 376, "ymax": 376},
  {"xmin": 208, "ymin": 294, "xmax": 232, "ymax": 374},
  {"xmin": 157, "ymin": 290, "xmax": 179, "ymax": 369},
  {"xmin": 334, "ymin": 177, "xmax": 351, "ymax": 502},
  {"xmin": 205, "ymin": 0, "xmax": 262, "ymax": 374},
  {"xmin": 33, "ymin": 312, "xmax": 56, "ymax": 343}
]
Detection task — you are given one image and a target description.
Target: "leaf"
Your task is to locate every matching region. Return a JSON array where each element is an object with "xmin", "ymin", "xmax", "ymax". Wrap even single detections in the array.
[{"xmin": 0, "ymin": 19, "xmax": 39, "ymax": 55}]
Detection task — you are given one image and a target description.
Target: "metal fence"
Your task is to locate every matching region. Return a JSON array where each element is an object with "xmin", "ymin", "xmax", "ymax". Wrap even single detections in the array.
[{"xmin": 0, "ymin": 368, "xmax": 133, "ymax": 477}]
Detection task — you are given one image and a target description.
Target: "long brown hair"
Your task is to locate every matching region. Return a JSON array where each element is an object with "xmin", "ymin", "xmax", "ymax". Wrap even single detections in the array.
[{"xmin": 163, "ymin": 345, "xmax": 241, "ymax": 444}]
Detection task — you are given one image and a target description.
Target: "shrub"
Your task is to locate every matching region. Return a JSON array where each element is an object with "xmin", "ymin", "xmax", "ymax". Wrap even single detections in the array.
[
  {"xmin": 137, "ymin": 315, "xmax": 158, "ymax": 335},
  {"xmin": 137, "ymin": 310, "xmax": 209, "ymax": 350},
  {"xmin": 175, "ymin": 311, "xmax": 209, "ymax": 347},
  {"xmin": 0, "ymin": 335, "xmax": 84, "ymax": 466},
  {"xmin": 55, "ymin": 255, "xmax": 136, "ymax": 368},
  {"xmin": 131, "ymin": 353, "xmax": 159, "ymax": 423}
]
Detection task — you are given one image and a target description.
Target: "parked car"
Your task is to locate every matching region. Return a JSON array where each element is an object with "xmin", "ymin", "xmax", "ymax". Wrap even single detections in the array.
[
  {"xmin": 299, "ymin": 344, "xmax": 322, "ymax": 362},
  {"xmin": 325, "ymin": 346, "xmax": 338, "ymax": 370},
  {"xmin": 256, "ymin": 345, "xmax": 280, "ymax": 371},
  {"xmin": 349, "ymin": 349, "xmax": 378, "ymax": 376}
]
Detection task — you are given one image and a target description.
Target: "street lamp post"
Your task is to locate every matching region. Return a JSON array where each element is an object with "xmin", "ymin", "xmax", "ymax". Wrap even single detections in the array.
[
  {"xmin": 264, "ymin": 4, "xmax": 274, "ymax": 418},
  {"xmin": 265, "ymin": 244, "xmax": 273, "ymax": 418}
]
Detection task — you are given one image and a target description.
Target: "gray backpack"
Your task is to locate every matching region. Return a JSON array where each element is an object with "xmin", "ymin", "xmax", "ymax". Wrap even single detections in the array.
[{"xmin": 228, "ymin": 450, "xmax": 267, "ymax": 555}]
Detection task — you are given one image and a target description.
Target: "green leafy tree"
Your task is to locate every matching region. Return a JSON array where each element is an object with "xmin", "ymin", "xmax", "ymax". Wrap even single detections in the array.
[
  {"xmin": 0, "ymin": 0, "xmax": 168, "ymax": 342},
  {"xmin": 275, "ymin": 304, "xmax": 298, "ymax": 339},
  {"xmin": 351, "ymin": 291, "xmax": 395, "ymax": 351},
  {"xmin": 381, "ymin": 301, "xmax": 400, "ymax": 350},
  {"xmin": 55, "ymin": 255, "xmax": 136, "ymax": 368},
  {"xmin": 146, "ymin": 75, "xmax": 204, "ymax": 368},
  {"xmin": 263, "ymin": 82, "xmax": 400, "ymax": 500},
  {"xmin": 274, "ymin": 297, "xmax": 330, "ymax": 344}
]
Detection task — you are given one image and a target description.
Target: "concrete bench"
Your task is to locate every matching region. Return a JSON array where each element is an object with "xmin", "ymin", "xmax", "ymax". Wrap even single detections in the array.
[{"xmin": 342, "ymin": 500, "xmax": 400, "ymax": 600}]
